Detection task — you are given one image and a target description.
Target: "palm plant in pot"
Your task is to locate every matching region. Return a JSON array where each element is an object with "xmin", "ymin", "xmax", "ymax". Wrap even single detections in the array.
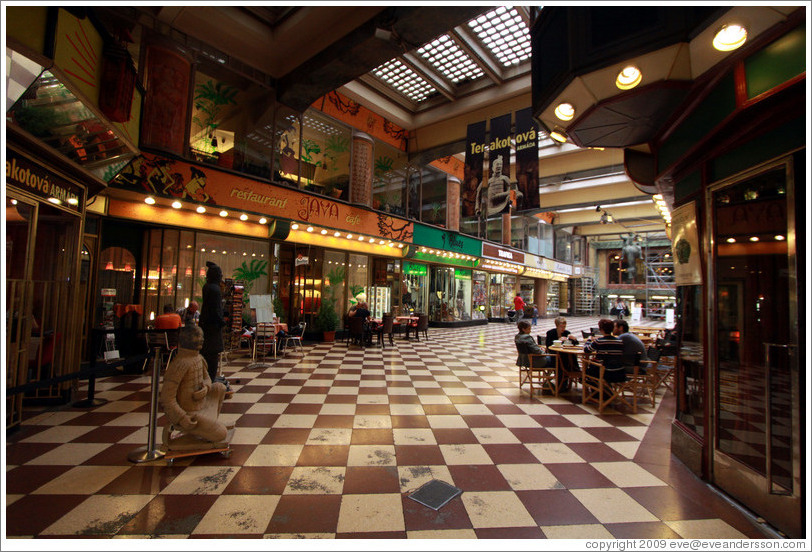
[{"xmin": 315, "ymin": 266, "xmax": 344, "ymax": 341}]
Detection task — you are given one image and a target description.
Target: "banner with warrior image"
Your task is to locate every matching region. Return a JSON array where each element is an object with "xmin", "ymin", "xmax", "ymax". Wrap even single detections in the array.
[
  {"xmin": 461, "ymin": 120, "xmax": 486, "ymax": 218},
  {"xmin": 476, "ymin": 113, "xmax": 519, "ymax": 218},
  {"xmin": 514, "ymin": 107, "xmax": 539, "ymax": 211}
]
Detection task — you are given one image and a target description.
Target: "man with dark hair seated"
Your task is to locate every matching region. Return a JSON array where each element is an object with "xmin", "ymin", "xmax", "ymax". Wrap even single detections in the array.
[
  {"xmin": 584, "ymin": 318, "xmax": 626, "ymax": 382},
  {"xmin": 613, "ymin": 319, "xmax": 647, "ymax": 373},
  {"xmin": 515, "ymin": 320, "xmax": 552, "ymax": 368}
]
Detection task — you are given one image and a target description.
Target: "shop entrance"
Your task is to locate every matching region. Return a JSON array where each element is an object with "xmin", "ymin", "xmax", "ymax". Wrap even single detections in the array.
[{"xmin": 707, "ymin": 158, "xmax": 801, "ymax": 537}]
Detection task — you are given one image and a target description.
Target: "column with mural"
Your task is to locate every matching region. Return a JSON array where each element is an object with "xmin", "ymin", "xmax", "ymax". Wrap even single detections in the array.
[{"xmin": 350, "ymin": 131, "xmax": 374, "ymax": 207}]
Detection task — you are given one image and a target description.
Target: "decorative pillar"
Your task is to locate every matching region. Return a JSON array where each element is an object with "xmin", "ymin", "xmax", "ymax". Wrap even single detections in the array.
[
  {"xmin": 501, "ymin": 213, "xmax": 511, "ymax": 246},
  {"xmin": 140, "ymin": 36, "xmax": 193, "ymax": 156},
  {"xmin": 350, "ymin": 131, "xmax": 374, "ymax": 207},
  {"xmin": 446, "ymin": 176, "xmax": 461, "ymax": 231}
]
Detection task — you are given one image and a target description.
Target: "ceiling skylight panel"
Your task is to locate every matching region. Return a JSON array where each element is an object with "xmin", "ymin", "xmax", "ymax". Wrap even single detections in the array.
[
  {"xmin": 417, "ymin": 34, "xmax": 483, "ymax": 84},
  {"xmin": 468, "ymin": 6, "xmax": 531, "ymax": 67},
  {"xmin": 373, "ymin": 59, "xmax": 436, "ymax": 102}
]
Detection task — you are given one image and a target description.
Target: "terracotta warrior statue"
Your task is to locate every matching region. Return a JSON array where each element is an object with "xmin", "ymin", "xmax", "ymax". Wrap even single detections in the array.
[{"xmin": 160, "ymin": 325, "xmax": 233, "ymax": 450}]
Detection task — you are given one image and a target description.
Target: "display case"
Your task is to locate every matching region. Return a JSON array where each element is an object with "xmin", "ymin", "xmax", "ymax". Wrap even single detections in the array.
[
  {"xmin": 472, "ymin": 271, "xmax": 488, "ymax": 319},
  {"xmin": 369, "ymin": 285, "xmax": 391, "ymax": 319}
]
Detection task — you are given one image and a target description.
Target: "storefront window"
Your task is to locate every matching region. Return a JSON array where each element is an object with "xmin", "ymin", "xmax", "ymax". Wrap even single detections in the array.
[
  {"xmin": 420, "ymin": 168, "xmax": 447, "ymax": 225},
  {"xmin": 347, "ymin": 253, "xmax": 369, "ymax": 312},
  {"xmin": 274, "ymin": 107, "xmax": 302, "ymax": 186},
  {"xmin": 675, "ymin": 285, "xmax": 704, "ymax": 437},
  {"xmin": 502, "ymin": 275, "xmax": 517, "ymax": 315},
  {"xmin": 547, "ymin": 281, "xmax": 560, "ymax": 316},
  {"xmin": 539, "ymin": 221, "xmax": 554, "ymax": 258},
  {"xmin": 324, "ymin": 250, "xmax": 347, "ymax": 325},
  {"xmin": 301, "ymin": 110, "xmax": 351, "ymax": 199},
  {"xmin": 402, "ymin": 261, "xmax": 428, "ymax": 314},
  {"xmin": 519, "ymin": 278, "xmax": 534, "ymax": 311},
  {"xmin": 373, "ymin": 141, "xmax": 408, "ymax": 216},
  {"xmin": 488, "ymin": 273, "xmax": 503, "ymax": 318},
  {"xmin": 370, "ymin": 257, "xmax": 399, "ymax": 318},
  {"xmin": 472, "ymin": 271, "xmax": 488, "ymax": 319},
  {"xmin": 428, "ymin": 266, "xmax": 473, "ymax": 322}
]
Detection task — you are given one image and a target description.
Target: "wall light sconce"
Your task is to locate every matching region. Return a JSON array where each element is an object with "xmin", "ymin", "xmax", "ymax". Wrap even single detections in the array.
[
  {"xmin": 713, "ymin": 23, "xmax": 747, "ymax": 51},
  {"xmin": 550, "ymin": 127, "xmax": 568, "ymax": 143},
  {"xmin": 616, "ymin": 65, "xmax": 642, "ymax": 90}
]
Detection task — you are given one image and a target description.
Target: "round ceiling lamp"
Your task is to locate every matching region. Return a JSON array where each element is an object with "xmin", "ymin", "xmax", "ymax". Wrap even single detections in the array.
[
  {"xmin": 616, "ymin": 65, "xmax": 642, "ymax": 90},
  {"xmin": 713, "ymin": 23, "xmax": 747, "ymax": 52},
  {"xmin": 554, "ymin": 102, "xmax": 575, "ymax": 121}
]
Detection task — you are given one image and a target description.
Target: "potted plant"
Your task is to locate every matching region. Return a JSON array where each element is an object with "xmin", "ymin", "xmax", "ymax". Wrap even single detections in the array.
[
  {"xmin": 300, "ymin": 138, "xmax": 322, "ymax": 182},
  {"xmin": 192, "ymin": 79, "xmax": 238, "ymax": 156},
  {"xmin": 315, "ymin": 266, "xmax": 344, "ymax": 342}
]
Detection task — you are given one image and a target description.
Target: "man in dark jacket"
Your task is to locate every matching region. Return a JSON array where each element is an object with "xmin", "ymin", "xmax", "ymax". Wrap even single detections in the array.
[{"xmin": 199, "ymin": 262, "xmax": 225, "ymax": 382}]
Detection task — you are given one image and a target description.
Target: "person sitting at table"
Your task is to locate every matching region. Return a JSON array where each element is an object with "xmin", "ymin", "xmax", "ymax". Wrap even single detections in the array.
[
  {"xmin": 352, "ymin": 302, "xmax": 374, "ymax": 345},
  {"xmin": 613, "ymin": 319, "xmax": 647, "ymax": 373},
  {"xmin": 515, "ymin": 320, "xmax": 553, "ymax": 369},
  {"xmin": 155, "ymin": 304, "xmax": 182, "ymax": 330},
  {"xmin": 583, "ymin": 318, "xmax": 626, "ymax": 382},
  {"xmin": 545, "ymin": 316, "xmax": 579, "ymax": 391},
  {"xmin": 178, "ymin": 301, "xmax": 200, "ymax": 327}
]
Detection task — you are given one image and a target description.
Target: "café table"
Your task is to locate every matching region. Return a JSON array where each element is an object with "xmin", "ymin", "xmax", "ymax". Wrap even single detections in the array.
[
  {"xmin": 547, "ymin": 344, "xmax": 592, "ymax": 400},
  {"xmin": 396, "ymin": 316, "xmax": 419, "ymax": 339}
]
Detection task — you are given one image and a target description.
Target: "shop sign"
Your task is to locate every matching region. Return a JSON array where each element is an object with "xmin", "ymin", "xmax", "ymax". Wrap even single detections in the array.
[
  {"xmin": 412, "ymin": 224, "xmax": 481, "ymax": 256},
  {"xmin": 403, "ymin": 261, "xmax": 427, "ymax": 276},
  {"xmin": 6, "ymin": 149, "xmax": 83, "ymax": 211},
  {"xmin": 478, "ymin": 259, "xmax": 522, "ymax": 274},
  {"xmin": 111, "ymin": 153, "xmax": 414, "ymax": 242},
  {"xmin": 295, "ymin": 253, "xmax": 309, "ymax": 266},
  {"xmin": 539, "ymin": 257, "xmax": 572, "ymax": 275},
  {"xmin": 454, "ymin": 268, "xmax": 472, "ymax": 280},
  {"xmin": 525, "ymin": 253, "xmax": 544, "ymax": 270},
  {"xmin": 482, "ymin": 242, "xmax": 524, "ymax": 264}
]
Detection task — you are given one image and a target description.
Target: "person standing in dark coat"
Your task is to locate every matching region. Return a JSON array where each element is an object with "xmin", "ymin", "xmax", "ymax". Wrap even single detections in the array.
[{"xmin": 199, "ymin": 262, "xmax": 225, "ymax": 382}]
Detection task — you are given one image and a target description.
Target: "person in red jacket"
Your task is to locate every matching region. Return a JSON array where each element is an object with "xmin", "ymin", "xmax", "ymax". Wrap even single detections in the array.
[{"xmin": 513, "ymin": 294, "xmax": 526, "ymax": 316}]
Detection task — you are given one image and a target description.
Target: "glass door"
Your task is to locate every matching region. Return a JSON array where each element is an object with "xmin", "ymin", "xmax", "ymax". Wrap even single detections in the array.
[{"xmin": 707, "ymin": 158, "xmax": 801, "ymax": 537}]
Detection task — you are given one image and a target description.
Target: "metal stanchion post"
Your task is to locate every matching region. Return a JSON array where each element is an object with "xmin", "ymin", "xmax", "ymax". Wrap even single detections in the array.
[
  {"xmin": 72, "ymin": 360, "xmax": 109, "ymax": 408},
  {"xmin": 128, "ymin": 347, "xmax": 166, "ymax": 463}
]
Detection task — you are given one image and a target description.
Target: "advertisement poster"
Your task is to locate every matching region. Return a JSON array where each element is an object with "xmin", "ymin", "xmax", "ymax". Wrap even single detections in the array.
[
  {"xmin": 671, "ymin": 201, "xmax": 702, "ymax": 285},
  {"xmin": 461, "ymin": 120, "xmax": 486, "ymax": 217},
  {"xmin": 514, "ymin": 107, "xmax": 539, "ymax": 211}
]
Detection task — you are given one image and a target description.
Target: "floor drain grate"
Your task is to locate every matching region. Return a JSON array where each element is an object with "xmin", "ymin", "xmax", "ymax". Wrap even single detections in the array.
[{"xmin": 407, "ymin": 479, "xmax": 462, "ymax": 510}]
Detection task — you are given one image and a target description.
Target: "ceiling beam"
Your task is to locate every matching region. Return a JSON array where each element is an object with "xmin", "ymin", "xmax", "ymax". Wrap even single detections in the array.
[{"xmin": 400, "ymin": 52, "xmax": 456, "ymax": 101}]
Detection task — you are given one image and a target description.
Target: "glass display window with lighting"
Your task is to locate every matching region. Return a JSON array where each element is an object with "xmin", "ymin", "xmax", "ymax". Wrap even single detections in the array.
[
  {"xmin": 369, "ymin": 257, "xmax": 402, "ymax": 319},
  {"xmin": 401, "ymin": 261, "xmax": 428, "ymax": 315},
  {"xmin": 428, "ymin": 266, "xmax": 473, "ymax": 323},
  {"xmin": 471, "ymin": 271, "xmax": 488, "ymax": 320}
]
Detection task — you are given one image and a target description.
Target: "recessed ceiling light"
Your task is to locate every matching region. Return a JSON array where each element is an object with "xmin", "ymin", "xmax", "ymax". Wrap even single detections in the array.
[
  {"xmin": 346, "ymin": 234, "xmax": 352, "ymax": 239},
  {"xmin": 358, "ymin": 236, "xmax": 364, "ymax": 241},
  {"xmin": 616, "ymin": 65, "xmax": 642, "ymax": 90},
  {"xmin": 775, "ymin": 235, "xmax": 785, "ymax": 241},
  {"xmin": 171, "ymin": 200, "xmax": 182, "ymax": 209},
  {"xmin": 334, "ymin": 231, "xmax": 341, "ymax": 237},
  {"xmin": 713, "ymin": 23, "xmax": 747, "ymax": 52},
  {"xmin": 259, "ymin": 217, "xmax": 267, "ymax": 224},
  {"xmin": 554, "ymin": 102, "xmax": 575, "ymax": 121},
  {"xmin": 321, "ymin": 229, "xmax": 328, "ymax": 235},
  {"xmin": 726, "ymin": 237, "xmax": 736, "ymax": 243},
  {"xmin": 291, "ymin": 223, "xmax": 299, "ymax": 230},
  {"xmin": 239, "ymin": 213, "xmax": 248, "ymax": 221},
  {"xmin": 196, "ymin": 205, "xmax": 206, "ymax": 214},
  {"xmin": 48, "ymin": 197, "xmax": 62, "ymax": 205},
  {"xmin": 306, "ymin": 226, "xmax": 314, "ymax": 232},
  {"xmin": 67, "ymin": 197, "xmax": 79, "ymax": 205},
  {"xmin": 219, "ymin": 210, "xmax": 228, "ymax": 217},
  {"xmin": 749, "ymin": 236, "xmax": 759, "ymax": 242},
  {"xmin": 145, "ymin": 196, "xmax": 156, "ymax": 205}
]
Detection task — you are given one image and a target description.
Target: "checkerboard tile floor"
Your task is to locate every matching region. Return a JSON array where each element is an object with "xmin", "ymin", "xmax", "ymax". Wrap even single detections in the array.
[{"xmin": 5, "ymin": 317, "xmax": 771, "ymax": 540}]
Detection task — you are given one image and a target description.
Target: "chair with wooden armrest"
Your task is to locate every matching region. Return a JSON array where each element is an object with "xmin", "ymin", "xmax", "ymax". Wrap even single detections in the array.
[
  {"xmin": 516, "ymin": 343, "xmax": 558, "ymax": 397},
  {"xmin": 582, "ymin": 359, "xmax": 641, "ymax": 414}
]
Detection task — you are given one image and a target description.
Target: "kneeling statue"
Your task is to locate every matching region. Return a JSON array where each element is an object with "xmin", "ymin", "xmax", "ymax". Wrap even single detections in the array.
[{"xmin": 160, "ymin": 325, "xmax": 233, "ymax": 451}]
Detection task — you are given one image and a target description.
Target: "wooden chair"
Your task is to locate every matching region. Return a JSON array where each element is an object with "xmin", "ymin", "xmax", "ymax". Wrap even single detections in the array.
[
  {"xmin": 142, "ymin": 328, "xmax": 179, "ymax": 372},
  {"xmin": 626, "ymin": 352, "xmax": 659, "ymax": 408},
  {"xmin": 376, "ymin": 315, "xmax": 395, "ymax": 348},
  {"xmin": 414, "ymin": 314, "xmax": 429, "ymax": 341},
  {"xmin": 582, "ymin": 359, "xmax": 642, "ymax": 414},
  {"xmin": 283, "ymin": 322, "xmax": 306, "ymax": 353},
  {"xmin": 516, "ymin": 344, "xmax": 558, "ymax": 397},
  {"xmin": 348, "ymin": 316, "xmax": 365, "ymax": 347},
  {"xmin": 253, "ymin": 323, "xmax": 277, "ymax": 361},
  {"xmin": 646, "ymin": 347, "xmax": 676, "ymax": 394}
]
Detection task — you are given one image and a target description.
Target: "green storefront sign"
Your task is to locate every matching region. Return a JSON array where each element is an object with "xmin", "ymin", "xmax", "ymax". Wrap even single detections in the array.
[
  {"xmin": 454, "ymin": 268, "xmax": 472, "ymax": 280},
  {"xmin": 403, "ymin": 261, "xmax": 428, "ymax": 276},
  {"xmin": 412, "ymin": 223, "xmax": 481, "ymax": 256}
]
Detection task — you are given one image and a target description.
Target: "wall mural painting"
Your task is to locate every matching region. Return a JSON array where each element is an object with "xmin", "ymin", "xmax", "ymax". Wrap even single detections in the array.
[
  {"xmin": 377, "ymin": 213, "xmax": 414, "ymax": 242},
  {"xmin": 314, "ymin": 91, "xmax": 407, "ymax": 151}
]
